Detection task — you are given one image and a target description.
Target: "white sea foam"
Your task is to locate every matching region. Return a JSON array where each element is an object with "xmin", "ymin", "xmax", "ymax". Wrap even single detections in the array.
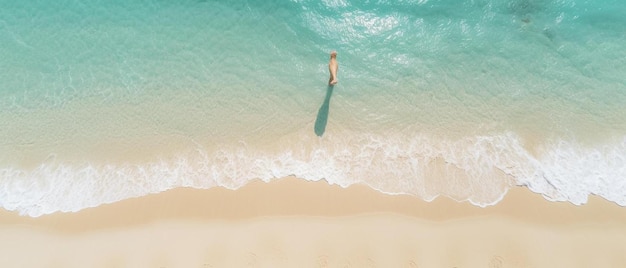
[
  {"xmin": 518, "ymin": 138, "xmax": 626, "ymax": 205},
  {"xmin": 1, "ymin": 132, "xmax": 624, "ymax": 217}
]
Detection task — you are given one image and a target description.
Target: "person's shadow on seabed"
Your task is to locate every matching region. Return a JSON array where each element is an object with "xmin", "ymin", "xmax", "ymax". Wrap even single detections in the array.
[{"xmin": 314, "ymin": 85, "xmax": 334, "ymax": 137}]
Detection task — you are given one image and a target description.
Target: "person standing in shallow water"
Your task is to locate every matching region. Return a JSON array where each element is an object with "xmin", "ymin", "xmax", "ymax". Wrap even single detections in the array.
[{"xmin": 328, "ymin": 51, "xmax": 338, "ymax": 85}]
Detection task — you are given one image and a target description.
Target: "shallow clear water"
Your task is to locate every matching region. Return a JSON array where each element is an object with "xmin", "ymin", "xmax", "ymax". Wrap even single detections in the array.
[{"xmin": 1, "ymin": 0, "xmax": 625, "ymax": 216}]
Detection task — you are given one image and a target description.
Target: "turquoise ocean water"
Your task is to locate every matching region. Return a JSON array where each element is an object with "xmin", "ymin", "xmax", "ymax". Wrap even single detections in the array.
[{"xmin": 1, "ymin": 0, "xmax": 625, "ymax": 216}]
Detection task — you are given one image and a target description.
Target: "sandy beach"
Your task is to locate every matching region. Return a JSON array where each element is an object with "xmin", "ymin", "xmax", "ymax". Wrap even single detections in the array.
[
  {"xmin": 2, "ymin": 0, "xmax": 626, "ymax": 267},
  {"xmin": 1, "ymin": 177, "xmax": 625, "ymax": 267}
]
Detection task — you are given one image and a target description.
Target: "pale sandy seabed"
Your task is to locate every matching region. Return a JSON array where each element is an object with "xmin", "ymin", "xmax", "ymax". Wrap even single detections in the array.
[{"xmin": 1, "ymin": 177, "xmax": 625, "ymax": 268}]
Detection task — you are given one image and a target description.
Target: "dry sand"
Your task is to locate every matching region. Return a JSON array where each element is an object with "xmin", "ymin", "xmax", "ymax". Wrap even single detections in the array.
[{"xmin": 1, "ymin": 176, "xmax": 625, "ymax": 267}]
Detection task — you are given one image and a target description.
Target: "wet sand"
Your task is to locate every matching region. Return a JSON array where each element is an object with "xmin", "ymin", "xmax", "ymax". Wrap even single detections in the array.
[{"xmin": 1, "ymin": 177, "xmax": 625, "ymax": 267}]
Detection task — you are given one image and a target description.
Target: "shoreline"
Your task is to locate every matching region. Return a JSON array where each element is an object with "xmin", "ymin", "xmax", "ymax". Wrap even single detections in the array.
[
  {"xmin": 1, "ymin": 177, "xmax": 625, "ymax": 267},
  {"xmin": 2, "ymin": 177, "xmax": 625, "ymax": 231}
]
